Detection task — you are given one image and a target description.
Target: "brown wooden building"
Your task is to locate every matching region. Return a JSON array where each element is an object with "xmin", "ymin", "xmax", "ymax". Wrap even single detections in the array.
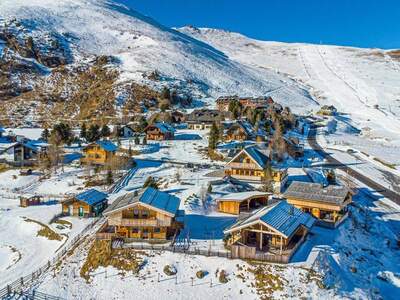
[
  {"xmin": 224, "ymin": 146, "xmax": 288, "ymax": 192},
  {"xmin": 283, "ymin": 181, "xmax": 352, "ymax": 227},
  {"xmin": 97, "ymin": 187, "xmax": 184, "ymax": 240},
  {"xmin": 144, "ymin": 122, "xmax": 175, "ymax": 140},
  {"xmin": 81, "ymin": 140, "xmax": 118, "ymax": 165},
  {"xmin": 224, "ymin": 120, "xmax": 255, "ymax": 142},
  {"xmin": 216, "ymin": 96, "xmax": 274, "ymax": 112},
  {"xmin": 217, "ymin": 191, "xmax": 270, "ymax": 215},
  {"xmin": 224, "ymin": 200, "xmax": 315, "ymax": 263},
  {"xmin": 62, "ymin": 189, "xmax": 108, "ymax": 217}
]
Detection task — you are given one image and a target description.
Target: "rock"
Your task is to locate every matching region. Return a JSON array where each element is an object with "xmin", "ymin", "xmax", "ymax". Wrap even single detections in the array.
[{"xmin": 163, "ymin": 265, "xmax": 177, "ymax": 276}]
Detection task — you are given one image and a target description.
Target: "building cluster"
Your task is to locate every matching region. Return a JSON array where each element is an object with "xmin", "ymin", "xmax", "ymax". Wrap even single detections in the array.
[{"xmin": 1, "ymin": 96, "xmax": 353, "ymax": 264}]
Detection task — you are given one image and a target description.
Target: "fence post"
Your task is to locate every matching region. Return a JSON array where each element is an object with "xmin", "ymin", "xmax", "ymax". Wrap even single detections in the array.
[
  {"xmin": 7, "ymin": 285, "xmax": 11, "ymax": 296},
  {"xmin": 158, "ymin": 273, "xmax": 160, "ymax": 282},
  {"xmin": 20, "ymin": 277, "xmax": 23, "ymax": 286},
  {"xmin": 175, "ymin": 276, "xmax": 178, "ymax": 285},
  {"xmin": 210, "ymin": 279, "xmax": 212, "ymax": 287},
  {"xmin": 191, "ymin": 277, "xmax": 194, "ymax": 286}
]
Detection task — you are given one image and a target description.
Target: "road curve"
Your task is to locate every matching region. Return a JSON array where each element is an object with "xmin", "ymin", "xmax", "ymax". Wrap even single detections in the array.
[{"xmin": 307, "ymin": 126, "xmax": 400, "ymax": 205}]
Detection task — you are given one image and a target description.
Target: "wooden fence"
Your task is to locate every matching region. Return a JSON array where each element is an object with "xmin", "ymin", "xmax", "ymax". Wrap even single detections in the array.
[{"xmin": 0, "ymin": 218, "xmax": 102, "ymax": 299}]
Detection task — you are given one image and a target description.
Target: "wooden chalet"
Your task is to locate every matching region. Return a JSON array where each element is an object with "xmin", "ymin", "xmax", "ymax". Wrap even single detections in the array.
[
  {"xmin": 186, "ymin": 109, "xmax": 222, "ymax": 130},
  {"xmin": 62, "ymin": 189, "xmax": 108, "ymax": 217},
  {"xmin": 0, "ymin": 139, "xmax": 48, "ymax": 166},
  {"xmin": 283, "ymin": 181, "xmax": 352, "ymax": 227},
  {"xmin": 224, "ymin": 146, "xmax": 288, "ymax": 192},
  {"xmin": 118, "ymin": 125, "xmax": 135, "ymax": 138},
  {"xmin": 216, "ymin": 96, "xmax": 274, "ymax": 112},
  {"xmin": 97, "ymin": 187, "xmax": 184, "ymax": 240},
  {"xmin": 144, "ymin": 122, "xmax": 175, "ymax": 140},
  {"xmin": 81, "ymin": 140, "xmax": 118, "ymax": 165},
  {"xmin": 171, "ymin": 110, "xmax": 185, "ymax": 124},
  {"xmin": 224, "ymin": 200, "xmax": 315, "ymax": 263},
  {"xmin": 20, "ymin": 195, "xmax": 42, "ymax": 207},
  {"xmin": 217, "ymin": 191, "xmax": 270, "ymax": 215},
  {"xmin": 224, "ymin": 120, "xmax": 255, "ymax": 142}
]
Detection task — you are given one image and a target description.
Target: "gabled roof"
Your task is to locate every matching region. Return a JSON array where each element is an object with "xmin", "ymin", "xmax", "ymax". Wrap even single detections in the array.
[
  {"xmin": 92, "ymin": 140, "xmax": 118, "ymax": 152},
  {"xmin": 186, "ymin": 109, "xmax": 221, "ymax": 123},
  {"xmin": 75, "ymin": 189, "xmax": 108, "ymax": 206},
  {"xmin": 283, "ymin": 181, "xmax": 351, "ymax": 206},
  {"xmin": 227, "ymin": 145, "xmax": 270, "ymax": 169},
  {"xmin": 104, "ymin": 187, "xmax": 181, "ymax": 217},
  {"xmin": 224, "ymin": 201, "xmax": 315, "ymax": 238},
  {"xmin": 146, "ymin": 122, "xmax": 175, "ymax": 134},
  {"xmin": 227, "ymin": 120, "xmax": 255, "ymax": 137},
  {"xmin": 217, "ymin": 191, "xmax": 270, "ymax": 203}
]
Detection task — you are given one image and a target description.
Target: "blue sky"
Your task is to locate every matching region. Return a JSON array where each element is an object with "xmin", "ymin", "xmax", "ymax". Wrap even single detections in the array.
[{"xmin": 118, "ymin": 0, "xmax": 399, "ymax": 49}]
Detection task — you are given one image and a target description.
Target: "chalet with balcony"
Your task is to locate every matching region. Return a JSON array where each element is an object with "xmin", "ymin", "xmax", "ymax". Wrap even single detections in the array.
[
  {"xmin": 186, "ymin": 109, "xmax": 222, "ymax": 130},
  {"xmin": 0, "ymin": 139, "xmax": 48, "ymax": 166},
  {"xmin": 81, "ymin": 140, "xmax": 118, "ymax": 165},
  {"xmin": 97, "ymin": 187, "xmax": 184, "ymax": 240},
  {"xmin": 224, "ymin": 120, "xmax": 255, "ymax": 142},
  {"xmin": 224, "ymin": 200, "xmax": 315, "ymax": 263},
  {"xmin": 62, "ymin": 189, "xmax": 108, "ymax": 217},
  {"xmin": 224, "ymin": 146, "xmax": 288, "ymax": 192},
  {"xmin": 283, "ymin": 181, "xmax": 352, "ymax": 227},
  {"xmin": 217, "ymin": 191, "xmax": 270, "ymax": 215},
  {"xmin": 144, "ymin": 122, "xmax": 175, "ymax": 140}
]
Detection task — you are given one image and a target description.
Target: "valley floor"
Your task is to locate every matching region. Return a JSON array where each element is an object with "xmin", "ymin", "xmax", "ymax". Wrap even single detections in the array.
[{"xmin": 1, "ymin": 129, "xmax": 398, "ymax": 299}]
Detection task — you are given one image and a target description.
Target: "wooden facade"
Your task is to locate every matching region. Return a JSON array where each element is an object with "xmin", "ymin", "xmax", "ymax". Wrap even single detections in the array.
[
  {"xmin": 286, "ymin": 195, "xmax": 352, "ymax": 224},
  {"xmin": 217, "ymin": 192, "xmax": 269, "ymax": 215},
  {"xmin": 224, "ymin": 124, "xmax": 249, "ymax": 142},
  {"xmin": 20, "ymin": 195, "xmax": 42, "ymax": 207},
  {"xmin": 224, "ymin": 201, "xmax": 315, "ymax": 263},
  {"xmin": 81, "ymin": 144, "xmax": 115, "ymax": 165},
  {"xmin": 99, "ymin": 203, "xmax": 182, "ymax": 240},
  {"xmin": 224, "ymin": 147, "xmax": 288, "ymax": 192},
  {"xmin": 61, "ymin": 190, "xmax": 108, "ymax": 218},
  {"xmin": 145, "ymin": 125, "xmax": 174, "ymax": 141}
]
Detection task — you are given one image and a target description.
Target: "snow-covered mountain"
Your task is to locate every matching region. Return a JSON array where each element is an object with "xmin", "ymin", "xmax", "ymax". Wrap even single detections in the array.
[
  {"xmin": 179, "ymin": 26, "xmax": 400, "ymax": 145},
  {"xmin": 0, "ymin": 0, "xmax": 316, "ymax": 126}
]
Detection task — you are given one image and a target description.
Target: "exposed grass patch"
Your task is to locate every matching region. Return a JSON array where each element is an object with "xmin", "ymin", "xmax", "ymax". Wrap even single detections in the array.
[
  {"xmin": 80, "ymin": 240, "xmax": 144, "ymax": 283},
  {"xmin": 51, "ymin": 218, "xmax": 73, "ymax": 229},
  {"xmin": 373, "ymin": 157, "xmax": 396, "ymax": 169},
  {"xmin": 0, "ymin": 163, "xmax": 9, "ymax": 173},
  {"xmin": 248, "ymin": 264, "xmax": 288, "ymax": 299},
  {"xmin": 207, "ymin": 149, "xmax": 225, "ymax": 161},
  {"xmin": 24, "ymin": 218, "xmax": 63, "ymax": 241}
]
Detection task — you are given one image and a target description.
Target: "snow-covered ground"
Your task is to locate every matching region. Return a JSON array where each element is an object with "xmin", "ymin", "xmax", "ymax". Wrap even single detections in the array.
[{"xmin": 179, "ymin": 27, "xmax": 400, "ymax": 161}]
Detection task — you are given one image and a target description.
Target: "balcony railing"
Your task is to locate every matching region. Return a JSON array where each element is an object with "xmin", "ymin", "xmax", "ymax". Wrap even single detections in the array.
[
  {"xmin": 108, "ymin": 218, "xmax": 171, "ymax": 227},
  {"xmin": 227, "ymin": 162, "xmax": 261, "ymax": 170}
]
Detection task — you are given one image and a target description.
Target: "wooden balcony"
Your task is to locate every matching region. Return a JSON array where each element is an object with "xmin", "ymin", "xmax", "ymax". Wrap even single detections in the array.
[
  {"xmin": 108, "ymin": 217, "xmax": 171, "ymax": 227},
  {"xmin": 226, "ymin": 162, "xmax": 261, "ymax": 170}
]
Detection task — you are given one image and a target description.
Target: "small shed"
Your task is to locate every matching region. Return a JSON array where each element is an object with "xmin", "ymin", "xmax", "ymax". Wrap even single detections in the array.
[
  {"xmin": 20, "ymin": 195, "xmax": 42, "ymax": 207},
  {"xmin": 62, "ymin": 189, "xmax": 108, "ymax": 217},
  {"xmin": 217, "ymin": 191, "xmax": 270, "ymax": 215}
]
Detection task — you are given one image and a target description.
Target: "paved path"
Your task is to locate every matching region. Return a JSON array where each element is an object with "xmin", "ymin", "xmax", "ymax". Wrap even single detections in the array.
[{"xmin": 308, "ymin": 126, "xmax": 400, "ymax": 205}]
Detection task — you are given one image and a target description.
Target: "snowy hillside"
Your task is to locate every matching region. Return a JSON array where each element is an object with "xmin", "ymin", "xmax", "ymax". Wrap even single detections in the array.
[
  {"xmin": 0, "ymin": 0, "xmax": 316, "ymax": 117},
  {"xmin": 179, "ymin": 27, "xmax": 400, "ymax": 146}
]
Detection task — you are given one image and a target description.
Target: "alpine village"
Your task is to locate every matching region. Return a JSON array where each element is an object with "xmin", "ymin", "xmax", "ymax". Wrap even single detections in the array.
[{"xmin": 1, "ymin": 1, "xmax": 399, "ymax": 300}]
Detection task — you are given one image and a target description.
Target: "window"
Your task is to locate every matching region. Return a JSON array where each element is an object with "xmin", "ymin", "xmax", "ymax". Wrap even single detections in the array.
[
  {"xmin": 131, "ymin": 228, "xmax": 139, "ymax": 233},
  {"xmin": 154, "ymin": 227, "xmax": 160, "ymax": 233},
  {"xmin": 142, "ymin": 211, "xmax": 148, "ymax": 219},
  {"xmin": 143, "ymin": 228, "xmax": 149, "ymax": 233},
  {"xmin": 133, "ymin": 209, "xmax": 139, "ymax": 217}
]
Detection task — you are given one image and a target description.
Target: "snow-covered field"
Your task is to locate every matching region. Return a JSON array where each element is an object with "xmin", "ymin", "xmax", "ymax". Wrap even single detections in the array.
[{"xmin": 179, "ymin": 27, "xmax": 400, "ymax": 162}]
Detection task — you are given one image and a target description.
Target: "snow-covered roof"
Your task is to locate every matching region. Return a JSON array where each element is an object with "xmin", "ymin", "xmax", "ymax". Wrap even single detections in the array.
[
  {"xmin": 75, "ymin": 189, "xmax": 108, "ymax": 206},
  {"xmin": 224, "ymin": 200, "xmax": 315, "ymax": 238},
  {"xmin": 217, "ymin": 191, "xmax": 271, "ymax": 202},
  {"xmin": 0, "ymin": 126, "xmax": 5, "ymax": 133},
  {"xmin": 104, "ymin": 187, "xmax": 181, "ymax": 217},
  {"xmin": 283, "ymin": 181, "xmax": 351, "ymax": 205}
]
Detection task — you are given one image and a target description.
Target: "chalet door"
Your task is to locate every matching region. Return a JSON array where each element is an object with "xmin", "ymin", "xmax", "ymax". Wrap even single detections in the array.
[
  {"xmin": 69, "ymin": 205, "xmax": 73, "ymax": 215},
  {"xmin": 78, "ymin": 206, "xmax": 84, "ymax": 217}
]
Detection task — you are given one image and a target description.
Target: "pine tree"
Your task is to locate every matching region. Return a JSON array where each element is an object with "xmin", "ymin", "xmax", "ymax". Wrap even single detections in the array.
[
  {"xmin": 80, "ymin": 123, "xmax": 87, "ymax": 141},
  {"xmin": 208, "ymin": 122, "xmax": 219, "ymax": 150},
  {"xmin": 207, "ymin": 183, "xmax": 212, "ymax": 193},
  {"xmin": 41, "ymin": 128, "xmax": 49, "ymax": 142},
  {"xmin": 134, "ymin": 136, "xmax": 140, "ymax": 145},
  {"xmin": 106, "ymin": 169, "xmax": 113, "ymax": 185},
  {"xmin": 100, "ymin": 125, "xmax": 111, "ymax": 137},
  {"xmin": 161, "ymin": 86, "xmax": 171, "ymax": 100},
  {"xmin": 87, "ymin": 124, "xmax": 100, "ymax": 142},
  {"xmin": 142, "ymin": 136, "xmax": 147, "ymax": 145}
]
